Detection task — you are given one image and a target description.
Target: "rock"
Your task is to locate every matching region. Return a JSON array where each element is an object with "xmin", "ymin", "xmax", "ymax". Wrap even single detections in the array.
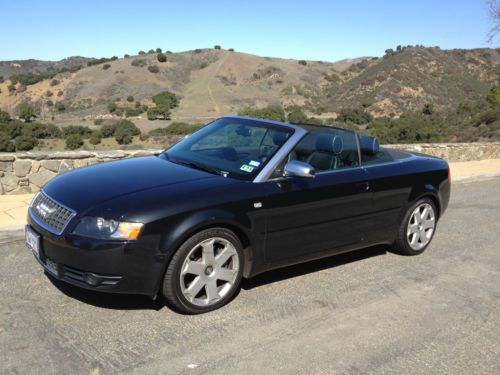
[
  {"xmin": 31, "ymin": 160, "xmax": 41, "ymax": 173},
  {"xmin": 73, "ymin": 159, "xmax": 89, "ymax": 168},
  {"xmin": 58, "ymin": 160, "xmax": 74, "ymax": 174},
  {"xmin": 13, "ymin": 160, "xmax": 32, "ymax": 177},
  {"xmin": 29, "ymin": 170, "xmax": 56, "ymax": 188},
  {"xmin": 0, "ymin": 155, "xmax": 15, "ymax": 162},
  {"xmin": 0, "ymin": 161, "xmax": 13, "ymax": 172},
  {"xmin": 1, "ymin": 172, "xmax": 19, "ymax": 192},
  {"xmin": 41, "ymin": 160, "xmax": 61, "ymax": 173}
]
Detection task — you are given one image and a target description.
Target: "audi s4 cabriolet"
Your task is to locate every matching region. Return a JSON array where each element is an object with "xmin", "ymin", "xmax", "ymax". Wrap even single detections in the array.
[{"xmin": 26, "ymin": 116, "xmax": 450, "ymax": 313}]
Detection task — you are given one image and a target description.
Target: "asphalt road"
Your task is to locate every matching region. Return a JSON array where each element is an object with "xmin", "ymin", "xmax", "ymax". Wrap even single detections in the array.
[{"xmin": 1, "ymin": 178, "xmax": 499, "ymax": 375}]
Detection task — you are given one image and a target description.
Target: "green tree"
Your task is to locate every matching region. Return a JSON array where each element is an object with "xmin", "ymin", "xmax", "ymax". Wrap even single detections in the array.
[
  {"xmin": 16, "ymin": 103, "xmax": 37, "ymax": 122},
  {"xmin": 114, "ymin": 127, "xmax": 134, "ymax": 144},
  {"xmin": 337, "ymin": 107, "xmax": 373, "ymax": 124},
  {"xmin": 157, "ymin": 53, "xmax": 167, "ymax": 63},
  {"xmin": 138, "ymin": 50, "xmax": 146, "ymax": 55},
  {"xmin": 127, "ymin": 95, "xmax": 134, "ymax": 102},
  {"xmin": 15, "ymin": 135, "xmax": 38, "ymax": 151},
  {"xmin": 148, "ymin": 49, "xmax": 155, "ymax": 54},
  {"xmin": 156, "ymin": 48, "xmax": 162, "ymax": 53},
  {"xmin": 65, "ymin": 134, "xmax": 84, "ymax": 150},
  {"xmin": 152, "ymin": 91, "xmax": 179, "ymax": 108},
  {"xmin": 214, "ymin": 45, "xmax": 221, "ymax": 49}
]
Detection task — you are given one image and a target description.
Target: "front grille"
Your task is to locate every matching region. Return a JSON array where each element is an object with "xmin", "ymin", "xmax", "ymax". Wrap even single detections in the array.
[
  {"xmin": 30, "ymin": 191, "xmax": 76, "ymax": 235},
  {"xmin": 64, "ymin": 265, "xmax": 122, "ymax": 286}
]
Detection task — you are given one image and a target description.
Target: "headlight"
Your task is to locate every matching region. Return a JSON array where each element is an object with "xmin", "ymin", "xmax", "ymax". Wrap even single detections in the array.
[{"xmin": 73, "ymin": 217, "xmax": 144, "ymax": 240}]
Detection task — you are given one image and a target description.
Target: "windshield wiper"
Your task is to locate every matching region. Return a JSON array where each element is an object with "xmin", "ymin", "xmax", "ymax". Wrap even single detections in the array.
[{"xmin": 172, "ymin": 159, "xmax": 224, "ymax": 176}]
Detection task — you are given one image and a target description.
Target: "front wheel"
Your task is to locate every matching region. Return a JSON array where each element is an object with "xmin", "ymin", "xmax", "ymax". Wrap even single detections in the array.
[
  {"xmin": 162, "ymin": 228, "xmax": 243, "ymax": 314},
  {"xmin": 393, "ymin": 198, "xmax": 437, "ymax": 255}
]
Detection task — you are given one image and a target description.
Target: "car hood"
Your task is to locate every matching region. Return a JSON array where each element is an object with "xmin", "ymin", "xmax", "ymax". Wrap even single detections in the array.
[{"xmin": 43, "ymin": 156, "xmax": 219, "ymax": 213}]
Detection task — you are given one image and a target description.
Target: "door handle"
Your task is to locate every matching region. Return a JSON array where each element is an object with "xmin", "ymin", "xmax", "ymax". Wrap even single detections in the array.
[{"xmin": 357, "ymin": 182, "xmax": 370, "ymax": 192}]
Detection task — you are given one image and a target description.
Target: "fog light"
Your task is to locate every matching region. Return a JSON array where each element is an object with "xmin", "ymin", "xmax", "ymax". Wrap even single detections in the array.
[{"xmin": 84, "ymin": 273, "xmax": 100, "ymax": 286}]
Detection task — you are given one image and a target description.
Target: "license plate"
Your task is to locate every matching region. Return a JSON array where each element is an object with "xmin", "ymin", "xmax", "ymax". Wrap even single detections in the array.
[{"xmin": 25, "ymin": 226, "xmax": 40, "ymax": 259}]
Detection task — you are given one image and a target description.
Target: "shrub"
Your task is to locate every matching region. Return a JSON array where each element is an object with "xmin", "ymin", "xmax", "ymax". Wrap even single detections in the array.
[
  {"xmin": 0, "ymin": 134, "xmax": 15, "ymax": 152},
  {"xmin": 0, "ymin": 75, "xmax": 3, "ymax": 83},
  {"xmin": 194, "ymin": 49, "xmax": 202, "ymax": 53},
  {"xmin": 147, "ymin": 105, "xmax": 171, "ymax": 120},
  {"xmin": 148, "ymin": 49, "xmax": 155, "ymax": 54},
  {"xmin": 486, "ymin": 85, "xmax": 500, "ymax": 107},
  {"xmin": 94, "ymin": 118, "xmax": 104, "ymax": 125},
  {"xmin": 125, "ymin": 107, "xmax": 143, "ymax": 117},
  {"xmin": 8, "ymin": 84, "xmax": 16, "ymax": 92},
  {"xmin": 156, "ymin": 48, "xmax": 162, "ymax": 53},
  {"xmin": 422, "ymin": 103, "xmax": 434, "ymax": 115},
  {"xmin": 127, "ymin": 95, "xmax": 134, "ymax": 102},
  {"xmin": 46, "ymin": 100, "xmax": 54, "ymax": 107},
  {"xmin": 228, "ymin": 48, "xmax": 234, "ymax": 52},
  {"xmin": 15, "ymin": 135, "xmax": 38, "ymax": 151},
  {"xmin": 214, "ymin": 45, "xmax": 221, "ymax": 50},
  {"xmin": 57, "ymin": 90, "xmax": 63, "ymax": 97},
  {"xmin": 124, "ymin": 54, "xmax": 130, "ymax": 58},
  {"xmin": 89, "ymin": 131, "xmax": 102, "ymax": 145},
  {"xmin": 157, "ymin": 53, "xmax": 167, "ymax": 63},
  {"xmin": 238, "ymin": 106, "xmax": 286, "ymax": 122},
  {"xmin": 16, "ymin": 103, "xmax": 37, "ymax": 122},
  {"xmin": 46, "ymin": 90, "xmax": 53, "ymax": 97},
  {"xmin": 55, "ymin": 102, "xmax": 66, "ymax": 112},
  {"xmin": 102, "ymin": 63, "xmax": 111, "ymax": 70},
  {"xmin": 131, "ymin": 59, "xmax": 147, "ymax": 67},
  {"xmin": 148, "ymin": 65, "xmax": 160, "ymax": 73},
  {"xmin": 149, "ymin": 122, "xmax": 202, "ymax": 135},
  {"xmin": 114, "ymin": 127, "xmax": 134, "ymax": 144},
  {"xmin": 287, "ymin": 109, "xmax": 308, "ymax": 124},
  {"xmin": 152, "ymin": 91, "xmax": 179, "ymax": 108},
  {"xmin": 0, "ymin": 110, "xmax": 11, "ymax": 123},
  {"xmin": 336, "ymin": 107, "xmax": 373, "ymax": 124},
  {"xmin": 138, "ymin": 50, "xmax": 146, "ymax": 55},
  {"xmin": 62, "ymin": 125, "xmax": 92, "ymax": 137},
  {"xmin": 65, "ymin": 134, "xmax": 83, "ymax": 150},
  {"xmin": 100, "ymin": 124, "xmax": 116, "ymax": 137},
  {"xmin": 107, "ymin": 102, "xmax": 118, "ymax": 113},
  {"xmin": 298, "ymin": 60, "xmax": 307, "ymax": 66}
]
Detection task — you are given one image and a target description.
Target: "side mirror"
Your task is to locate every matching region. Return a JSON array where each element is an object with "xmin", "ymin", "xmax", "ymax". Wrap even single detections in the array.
[{"xmin": 283, "ymin": 160, "xmax": 316, "ymax": 179}]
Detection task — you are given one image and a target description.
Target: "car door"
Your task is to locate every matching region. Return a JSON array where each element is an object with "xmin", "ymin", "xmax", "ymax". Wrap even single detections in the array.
[{"xmin": 262, "ymin": 129, "xmax": 373, "ymax": 265}]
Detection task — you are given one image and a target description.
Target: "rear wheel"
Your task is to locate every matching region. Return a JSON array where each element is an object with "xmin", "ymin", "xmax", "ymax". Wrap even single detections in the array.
[
  {"xmin": 162, "ymin": 228, "xmax": 243, "ymax": 314},
  {"xmin": 393, "ymin": 198, "xmax": 437, "ymax": 255}
]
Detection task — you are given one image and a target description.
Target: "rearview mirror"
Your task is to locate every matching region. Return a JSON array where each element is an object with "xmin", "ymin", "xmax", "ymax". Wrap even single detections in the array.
[{"xmin": 283, "ymin": 160, "xmax": 316, "ymax": 179}]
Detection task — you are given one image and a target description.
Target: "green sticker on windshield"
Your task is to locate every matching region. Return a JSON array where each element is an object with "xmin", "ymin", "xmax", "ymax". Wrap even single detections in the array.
[{"xmin": 240, "ymin": 164, "xmax": 254, "ymax": 173}]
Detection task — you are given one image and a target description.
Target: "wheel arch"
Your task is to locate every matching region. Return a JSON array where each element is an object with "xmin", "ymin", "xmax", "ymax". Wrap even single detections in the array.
[{"xmin": 152, "ymin": 210, "xmax": 258, "ymax": 296}]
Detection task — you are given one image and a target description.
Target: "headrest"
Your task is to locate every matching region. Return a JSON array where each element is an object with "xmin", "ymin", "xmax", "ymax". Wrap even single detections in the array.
[
  {"xmin": 316, "ymin": 133, "xmax": 343, "ymax": 154},
  {"xmin": 273, "ymin": 131, "xmax": 288, "ymax": 146},
  {"xmin": 359, "ymin": 135, "xmax": 380, "ymax": 155}
]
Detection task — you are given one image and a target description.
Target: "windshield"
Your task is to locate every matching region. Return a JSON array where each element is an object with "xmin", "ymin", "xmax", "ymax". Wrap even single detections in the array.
[{"xmin": 163, "ymin": 117, "xmax": 294, "ymax": 181}]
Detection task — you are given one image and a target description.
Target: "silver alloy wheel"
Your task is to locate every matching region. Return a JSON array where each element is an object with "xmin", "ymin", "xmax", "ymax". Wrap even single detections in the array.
[
  {"xmin": 407, "ymin": 203, "xmax": 436, "ymax": 250},
  {"xmin": 180, "ymin": 237, "xmax": 239, "ymax": 306}
]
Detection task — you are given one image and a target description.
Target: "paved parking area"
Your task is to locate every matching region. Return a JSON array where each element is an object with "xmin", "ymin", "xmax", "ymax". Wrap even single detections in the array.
[{"xmin": 1, "ymin": 178, "xmax": 499, "ymax": 374}]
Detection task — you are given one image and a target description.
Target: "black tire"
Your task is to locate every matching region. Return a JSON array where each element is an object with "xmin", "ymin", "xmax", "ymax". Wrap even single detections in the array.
[
  {"xmin": 393, "ymin": 197, "xmax": 438, "ymax": 256},
  {"xmin": 162, "ymin": 227, "xmax": 244, "ymax": 314}
]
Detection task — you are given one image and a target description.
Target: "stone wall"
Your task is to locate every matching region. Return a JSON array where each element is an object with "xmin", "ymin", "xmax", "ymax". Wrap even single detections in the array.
[{"xmin": 1, "ymin": 142, "xmax": 499, "ymax": 194}]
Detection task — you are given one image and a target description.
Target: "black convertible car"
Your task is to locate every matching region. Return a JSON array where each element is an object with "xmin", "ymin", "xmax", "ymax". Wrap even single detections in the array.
[{"xmin": 26, "ymin": 116, "xmax": 450, "ymax": 313}]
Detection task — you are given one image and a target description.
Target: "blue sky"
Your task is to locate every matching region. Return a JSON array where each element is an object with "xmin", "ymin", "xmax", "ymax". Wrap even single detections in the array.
[{"xmin": 1, "ymin": 0, "xmax": 495, "ymax": 62}]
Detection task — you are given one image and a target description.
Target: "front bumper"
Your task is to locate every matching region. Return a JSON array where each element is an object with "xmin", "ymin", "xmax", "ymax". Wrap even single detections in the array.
[{"xmin": 27, "ymin": 215, "xmax": 164, "ymax": 297}]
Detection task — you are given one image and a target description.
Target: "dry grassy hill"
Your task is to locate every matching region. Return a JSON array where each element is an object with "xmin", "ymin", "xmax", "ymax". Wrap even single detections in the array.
[{"xmin": 0, "ymin": 47, "xmax": 498, "ymax": 125}]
